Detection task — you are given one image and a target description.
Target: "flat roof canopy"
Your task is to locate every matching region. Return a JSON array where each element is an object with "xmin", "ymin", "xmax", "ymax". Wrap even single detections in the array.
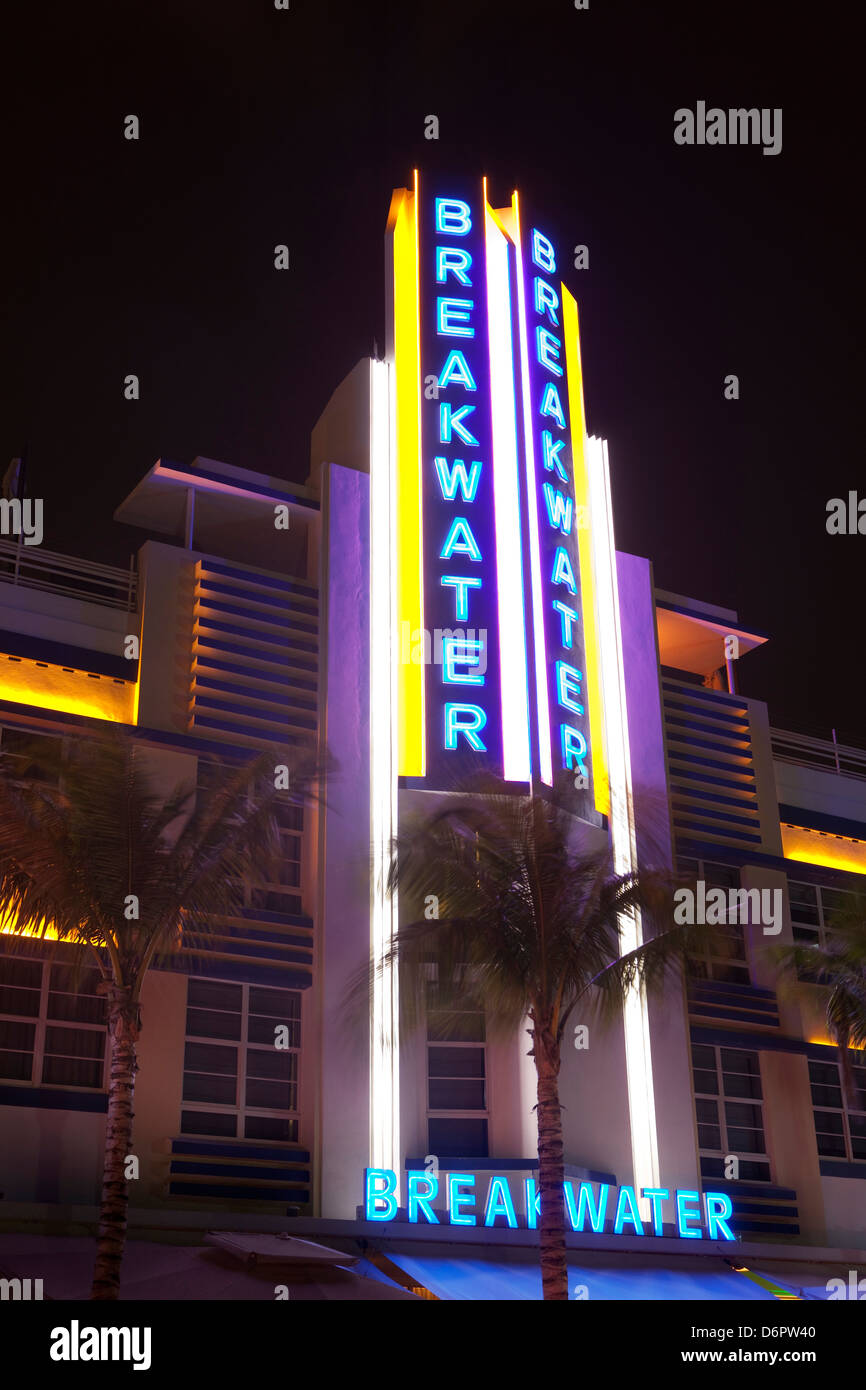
[
  {"xmin": 114, "ymin": 458, "xmax": 318, "ymax": 571},
  {"xmin": 656, "ymin": 595, "xmax": 768, "ymax": 676}
]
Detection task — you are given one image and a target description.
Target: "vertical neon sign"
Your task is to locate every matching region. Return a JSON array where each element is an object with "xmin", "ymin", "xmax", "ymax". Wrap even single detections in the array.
[
  {"xmin": 514, "ymin": 207, "xmax": 593, "ymax": 805},
  {"xmin": 418, "ymin": 180, "xmax": 503, "ymax": 782},
  {"xmin": 389, "ymin": 175, "xmax": 600, "ymax": 815}
]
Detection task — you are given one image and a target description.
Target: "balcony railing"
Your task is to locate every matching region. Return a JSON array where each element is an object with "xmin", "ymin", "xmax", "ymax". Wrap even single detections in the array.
[
  {"xmin": 0, "ymin": 537, "xmax": 137, "ymax": 612},
  {"xmin": 771, "ymin": 727, "xmax": 866, "ymax": 781}
]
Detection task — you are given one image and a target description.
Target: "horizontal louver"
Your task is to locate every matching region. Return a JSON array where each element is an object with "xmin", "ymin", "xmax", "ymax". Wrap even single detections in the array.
[
  {"xmin": 663, "ymin": 679, "xmax": 762, "ymax": 849},
  {"xmin": 189, "ymin": 560, "xmax": 319, "ymax": 747}
]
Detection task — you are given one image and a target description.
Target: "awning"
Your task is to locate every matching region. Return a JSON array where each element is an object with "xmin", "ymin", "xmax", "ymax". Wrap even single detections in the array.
[
  {"xmin": 741, "ymin": 1261, "xmax": 863, "ymax": 1301},
  {"xmin": 378, "ymin": 1243, "xmax": 778, "ymax": 1301}
]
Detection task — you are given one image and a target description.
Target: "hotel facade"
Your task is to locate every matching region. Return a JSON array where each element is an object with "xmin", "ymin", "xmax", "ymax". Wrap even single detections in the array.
[{"xmin": 1, "ymin": 176, "xmax": 864, "ymax": 1296}]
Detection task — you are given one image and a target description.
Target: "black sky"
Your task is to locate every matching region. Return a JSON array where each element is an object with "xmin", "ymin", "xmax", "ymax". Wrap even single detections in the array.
[{"xmin": 2, "ymin": 0, "xmax": 863, "ymax": 742}]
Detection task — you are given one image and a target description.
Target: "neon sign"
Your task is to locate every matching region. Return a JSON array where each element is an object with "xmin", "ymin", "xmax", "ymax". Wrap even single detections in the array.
[
  {"xmin": 363, "ymin": 1168, "xmax": 736, "ymax": 1240},
  {"xmin": 421, "ymin": 185, "xmax": 503, "ymax": 779},
  {"xmin": 390, "ymin": 174, "xmax": 601, "ymax": 814}
]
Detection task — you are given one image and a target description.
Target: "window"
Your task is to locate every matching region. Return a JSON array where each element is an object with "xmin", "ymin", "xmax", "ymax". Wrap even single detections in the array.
[
  {"xmin": 0, "ymin": 956, "xmax": 107, "ymax": 1089},
  {"xmin": 789, "ymin": 881, "xmax": 855, "ymax": 950},
  {"xmin": 181, "ymin": 978, "xmax": 301, "ymax": 1143},
  {"xmin": 678, "ymin": 857, "xmax": 750, "ymax": 984},
  {"xmin": 691, "ymin": 1043, "xmax": 770, "ymax": 1182},
  {"xmin": 426, "ymin": 1001, "xmax": 488, "ymax": 1158},
  {"xmin": 787, "ymin": 881, "xmax": 856, "ymax": 981},
  {"xmin": 251, "ymin": 799, "xmax": 303, "ymax": 913},
  {"xmin": 196, "ymin": 761, "xmax": 303, "ymax": 917},
  {"xmin": 809, "ymin": 1057, "xmax": 866, "ymax": 1163}
]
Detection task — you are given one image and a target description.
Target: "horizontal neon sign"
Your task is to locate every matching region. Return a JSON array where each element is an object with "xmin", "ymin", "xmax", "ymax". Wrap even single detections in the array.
[{"xmin": 364, "ymin": 1168, "xmax": 735, "ymax": 1240}]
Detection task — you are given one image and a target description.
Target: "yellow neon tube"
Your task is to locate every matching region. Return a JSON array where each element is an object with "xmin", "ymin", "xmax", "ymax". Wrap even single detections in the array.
[
  {"xmin": 388, "ymin": 176, "xmax": 425, "ymax": 777},
  {"xmin": 562, "ymin": 288, "xmax": 609, "ymax": 815}
]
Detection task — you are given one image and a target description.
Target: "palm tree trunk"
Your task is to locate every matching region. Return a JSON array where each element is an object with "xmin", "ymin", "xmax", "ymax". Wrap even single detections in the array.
[
  {"xmin": 533, "ymin": 1019, "xmax": 568, "ymax": 1300},
  {"xmin": 835, "ymin": 1028, "xmax": 860, "ymax": 1112},
  {"xmin": 91, "ymin": 985, "xmax": 139, "ymax": 1300}
]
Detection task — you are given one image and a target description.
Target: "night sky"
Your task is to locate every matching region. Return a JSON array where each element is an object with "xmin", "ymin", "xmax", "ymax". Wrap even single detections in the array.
[{"xmin": 2, "ymin": 1, "xmax": 862, "ymax": 742}]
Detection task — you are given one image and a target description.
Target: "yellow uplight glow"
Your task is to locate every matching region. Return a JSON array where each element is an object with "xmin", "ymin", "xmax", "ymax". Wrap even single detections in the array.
[
  {"xmin": 0, "ymin": 909, "xmax": 67, "ymax": 942},
  {"xmin": 781, "ymin": 823, "xmax": 866, "ymax": 876},
  {"xmin": 0, "ymin": 654, "xmax": 134, "ymax": 724}
]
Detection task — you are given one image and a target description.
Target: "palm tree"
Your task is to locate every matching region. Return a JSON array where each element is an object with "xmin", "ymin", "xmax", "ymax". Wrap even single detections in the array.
[
  {"xmin": 374, "ymin": 778, "xmax": 713, "ymax": 1301},
  {"xmin": 0, "ymin": 728, "xmax": 319, "ymax": 1300},
  {"xmin": 770, "ymin": 896, "xmax": 866, "ymax": 1108}
]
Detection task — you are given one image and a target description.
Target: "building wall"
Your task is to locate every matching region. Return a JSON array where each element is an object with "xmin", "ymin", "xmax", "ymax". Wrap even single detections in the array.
[
  {"xmin": 136, "ymin": 541, "xmax": 197, "ymax": 736},
  {"xmin": 0, "ymin": 1101, "xmax": 104, "ymax": 1206},
  {"xmin": 619, "ymin": 551, "xmax": 701, "ymax": 1194},
  {"xmin": 316, "ymin": 462, "xmax": 371, "ymax": 1218},
  {"xmin": 129, "ymin": 969, "xmax": 188, "ymax": 1207}
]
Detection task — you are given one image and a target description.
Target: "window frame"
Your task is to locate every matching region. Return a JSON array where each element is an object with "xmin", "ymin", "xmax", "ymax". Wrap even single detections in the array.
[
  {"xmin": 809, "ymin": 1055, "xmax": 866, "ymax": 1164},
  {"xmin": 678, "ymin": 856, "xmax": 750, "ymax": 985},
  {"xmin": 195, "ymin": 761, "xmax": 304, "ymax": 917},
  {"xmin": 691, "ymin": 1042, "xmax": 771, "ymax": 1183},
  {"xmin": 181, "ymin": 977, "xmax": 302, "ymax": 1144},
  {"xmin": 425, "ymin": 991, "xmax": 489, "ymax": 1158},
  {"xmin": 0, "ymin": 954, "xmax": 108, "ymax": 1092},
  {"xmin": 788, "ymin": 878, "xmax": 856, "ymax": 953}
]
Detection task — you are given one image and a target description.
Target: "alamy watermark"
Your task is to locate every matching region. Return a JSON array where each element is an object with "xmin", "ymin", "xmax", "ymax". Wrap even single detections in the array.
[
  {"xmin": 49, "ymin": 1320, "xmax": 152, "ymax": 1370},
  {"xmin": 674, "ymin": 103, "xmax": 782, "ymax": 157},
  {"xmin": 1, "ymin": 1276, "xmax": 43, "ymax": 1299},
  {"xmin": 400, "ymin": 623, "xmax": 488, "ymax": 677},
  {"xmin": 674, "ymin": 881, "xmax": 782, "ymax": 935},
  {"xmin": 0, "ymin": 497, "xmax": 43, "ymax": 546},
  {"xmin": 826, "ymin": 493, "xmax": 866, "ymax": 534}
]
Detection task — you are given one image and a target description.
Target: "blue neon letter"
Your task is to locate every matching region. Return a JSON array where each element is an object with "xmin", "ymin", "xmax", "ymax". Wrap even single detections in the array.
[
  {"xmin": 484, "ymin": 1176, "xmax": 518, "ymax": 1228},
  {"xmin": 438, "ymin": 349, "xmax": 477, "ymax": 391},
  {"xmin": 407, "ymin": 1171, "xmax": 439, "ymax": 1224},
  {"xmin": 365, "ymin": 1167, "xmax": 398, "ymax": 1221},
  {"xmin": 536, "ymin": 326, "xmax": 563, "ymax": 375},
  {"xmin": 439, "ymin": 402, "xmax": 478, "ymax": 446},
  {"xmin": 552, "ymin": 599, "xmax": 578, "ymax": 648},
  {"xmin": 534, "ymin": 277, "xmax": 560, "ymax": 326},
  {"xmin": 442, "ymin": 636, "xmax": 485, "ymax": 685},
  {"xmin": 704, "ymin": 1192, "xmax": 736, "ymax": 1241},
  {"xmin": 676, "ymin": 1189, "xmax": 703, "ymax": 1238},
  {"xmin": 569, "ymin": 1181, "xmax": 609, "ymax": 1233},
  {"xmin": 556, "ymin": 661, "xmax": 583, "ymax": 714},
  {"xmin": 542, "ymin": 430, "xmax": 568, "ymax": 482},
  {"xmin": 524, "ymin": 1178, "xmax": 542, "ymax": 1230},
  {"xmin": 441, "ymin": 574, "xmax": 482, "ymax": 621},
  {"xmin": 531, "ymin": 228, "xmax": 556, "ymax": 273},
  {"xmin": 551, "ymin": 546, "xmax": 577, "ymax": 592},
  {"xmin": 447, "ymin": 1173, "xmax": 476, "ymax": 1225},
  {"xmin": 440, "ymin": 517, "xmax": 482, "ymax": 562},
  {"xmin": 434, "ymin": 456, "xmax": 481, "ymax": 502},
  {"xmin": 437, "ymin": 297, "xmax": 475, "ymax": 339},
  {"xmin": 445, "ymin": 704, "xmax": 487, "ymax": 751},
  {"xmin": 641, "ymin": 1187, "xmax": 670, "ymax": 1238},
  {"xmin": 436, "ymin": 247, "xmax": 472, "ymax": 285},
  {"xmin": 543, "ymin": 484, "xmax": 573, "ymax": 535},
  {"xmin": 539, "ymin": 382, "xmax": 566, "ymax": 429},
  {"xmin": 435, "ymin": 198, "xmax": 472, "ymax": 235},
  {"xmin": 562, "ymin": 724, "xmax": 588, "ymax": 777},
  {"xmin": 613, "ymin": 1185, "xmax": 644, "ymax": 1235}
]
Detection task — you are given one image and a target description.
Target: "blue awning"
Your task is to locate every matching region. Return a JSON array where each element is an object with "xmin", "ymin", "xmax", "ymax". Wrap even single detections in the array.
[
  {"xmin": 744, "ymin": 1262, "xmax": 862, "ymax": 1300},
  {"xmin": 381, "ymin": 1244, "xmax": 778, "ymax": 1301}
]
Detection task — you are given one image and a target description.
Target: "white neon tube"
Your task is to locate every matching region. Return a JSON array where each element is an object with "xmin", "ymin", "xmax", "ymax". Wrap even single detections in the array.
[
  {"xmin": 586, "ymin": 433, "xmax": 660, "ymax": 1205},
  {"xmin": 484, "ymin": 207, "xmax": 531, "ymax": 783}
]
